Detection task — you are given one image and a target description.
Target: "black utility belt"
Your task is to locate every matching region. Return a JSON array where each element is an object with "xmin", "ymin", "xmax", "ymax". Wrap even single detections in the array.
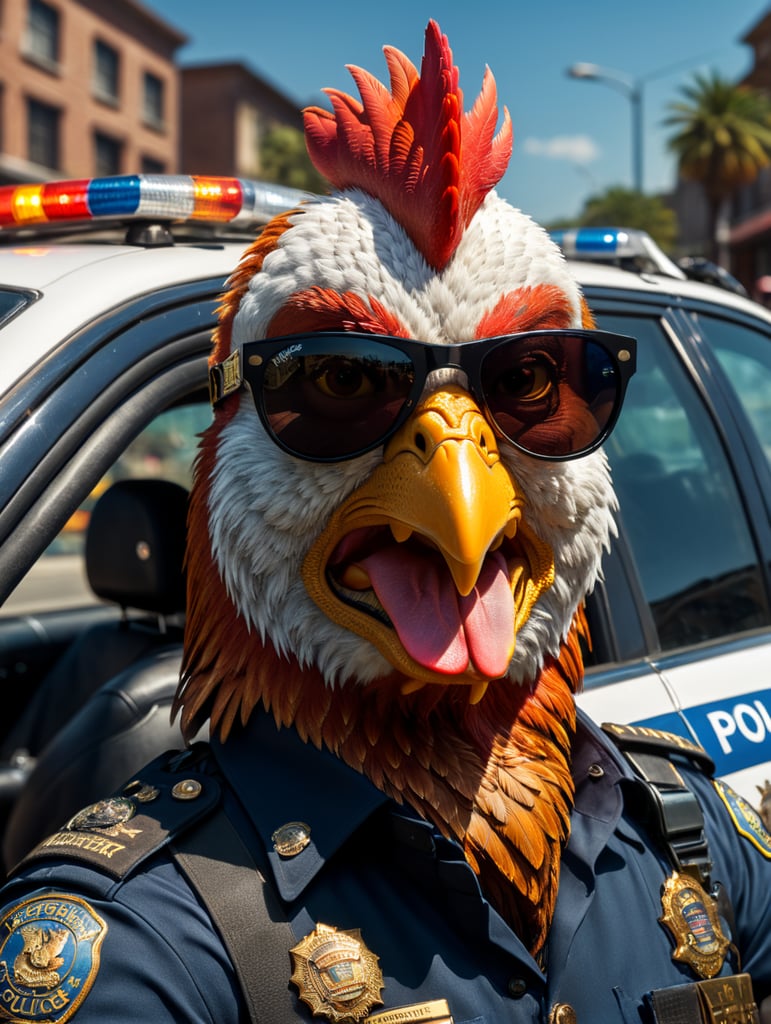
[{"xmin": 649, "ymin": 973, "xmax": 759, "ymax": 1024}]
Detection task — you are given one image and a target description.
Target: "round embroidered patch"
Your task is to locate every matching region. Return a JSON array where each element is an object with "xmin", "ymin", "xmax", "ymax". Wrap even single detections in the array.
[
  {"xmin": 713, "ymin": 779, "xmax": 771, "ymax": 859},
  {"xmin": 0, "ymin": 893, "xmax": 106, "ymax": 1022}
]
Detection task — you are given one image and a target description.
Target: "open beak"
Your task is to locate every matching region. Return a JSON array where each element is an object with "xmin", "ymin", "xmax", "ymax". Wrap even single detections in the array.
[{"xmin": 302, "ymin": 386, "xmax": 554, "ymax": 698}]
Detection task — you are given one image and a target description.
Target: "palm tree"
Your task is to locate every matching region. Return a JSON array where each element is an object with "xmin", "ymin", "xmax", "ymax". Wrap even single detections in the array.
[{"xmin": 665, "ymin": 71, "xmax": 771, "ymax": 262}]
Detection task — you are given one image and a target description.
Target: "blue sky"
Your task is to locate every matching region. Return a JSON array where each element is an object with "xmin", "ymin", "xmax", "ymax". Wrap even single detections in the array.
[{"xmin": 150, "ymin": 0, "xmax": 769, "ymax": 225}]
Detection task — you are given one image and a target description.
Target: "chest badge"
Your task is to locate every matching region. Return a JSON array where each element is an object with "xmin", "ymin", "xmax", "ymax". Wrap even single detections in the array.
[
  {"xmin": 659, "ymin": 871, "xmax": 730, "ymax": 979},
  {"xmin": 290, "ymin": 923, "xmax": 384, "ymax": 1023}
]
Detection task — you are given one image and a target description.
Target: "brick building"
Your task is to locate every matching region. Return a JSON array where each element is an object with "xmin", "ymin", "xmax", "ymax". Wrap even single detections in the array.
[
  {"xmin": 0, "ymin": 0, "xmax": 186, "ymax": 185},
  {"xmin": 179, "ymin": 63, "xmax": 303, "ymax": 179},
  {"xmin": 728, "ymin": 5, "xmax": 771, "ymax": 294}
]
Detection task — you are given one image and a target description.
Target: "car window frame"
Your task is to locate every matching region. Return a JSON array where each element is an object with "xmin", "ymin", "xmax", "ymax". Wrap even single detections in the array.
[
  {"xmin": 684, "ymin": 307, "xmax": 771, "ymax": 526},
  {"xmin": 584, "ymin": 284, "xmax": 771, "ymax": 667},
  {"xmin": 0, "ymin": 279, "xmax": 222, "ymax": 606}
]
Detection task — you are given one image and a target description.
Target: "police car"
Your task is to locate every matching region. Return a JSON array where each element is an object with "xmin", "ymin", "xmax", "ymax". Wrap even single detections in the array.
[
  {"xmin": 555, "ymin": 228, "xmax": 771, "ymax": 817},
  {"xmin": 0, "ymin": 181, "xmax": 769, "ymax": 873}
]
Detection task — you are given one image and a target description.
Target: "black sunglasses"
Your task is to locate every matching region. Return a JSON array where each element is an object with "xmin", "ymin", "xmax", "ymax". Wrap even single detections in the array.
[{"xmin": 209, "ymin": 329, "xmax": 636, "ymax": 463}]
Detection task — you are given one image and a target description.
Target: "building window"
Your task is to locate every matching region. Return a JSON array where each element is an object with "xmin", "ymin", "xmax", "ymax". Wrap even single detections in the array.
[
  {"xmin": 24, "ymin": 0, "xmax": 60, "ymax": 69},
  {"xmin": 93, "ymin": 40, "xmax": 119, "ymax": 104},
  {"xmin": 27, "ymin": 97, "xmax": 59, "ymax": 170},
  {"xmin": 236, "ymin": 103, "xmax": 261, "ymax": 177},
  {"xmin": 140, "ymin": 155, "xmax": 165, "ymax": 175},
  {"xmin": 94, "ymin": 132, "xmax": 122, "ymax": 176},
  {"xmin": 143, "ymin": 72, "xmax": 164, "ymax": 130}
]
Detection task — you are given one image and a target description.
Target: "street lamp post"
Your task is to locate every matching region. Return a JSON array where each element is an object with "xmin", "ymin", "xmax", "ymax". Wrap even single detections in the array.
[{"xmin": 567, "ymin": 63, "xmax": 643, "ymax": 193}]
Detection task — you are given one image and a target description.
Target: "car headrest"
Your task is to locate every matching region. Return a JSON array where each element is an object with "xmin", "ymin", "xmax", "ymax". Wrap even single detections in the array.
[{"xmin": 85, "ymin": 479, "xmax": 189, "ymax": 615}]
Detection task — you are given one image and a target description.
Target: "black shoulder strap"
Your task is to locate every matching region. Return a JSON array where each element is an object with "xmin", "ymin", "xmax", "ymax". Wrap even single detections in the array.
[
  {"xmin": 602, "ymin": 722, "xmax": 714, "ymax": 888},
  {"xmin": 170, "ymin": 807, "xmax": 298, "ymax": 1024},
  {"xmin": 15, "ymin": 743, "xmax": 299, "ymax": 1022}
]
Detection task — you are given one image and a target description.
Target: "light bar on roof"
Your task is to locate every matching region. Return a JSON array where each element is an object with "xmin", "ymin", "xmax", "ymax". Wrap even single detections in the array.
[
  {"xmin": 0, "ymin": 175, "xmax": 308, "ymax": 231},
  {"xmin": 550, "ymin": 227, "xmax": 634, "ymax": 257},
  {"xmin": 550, "ymin": 226, "xmax": 686, "ymax": 280}
]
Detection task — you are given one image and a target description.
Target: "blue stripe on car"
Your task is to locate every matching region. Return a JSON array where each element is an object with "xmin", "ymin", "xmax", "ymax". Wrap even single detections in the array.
[{"xmin": 635, "ymin": 688, "xmax": 771, "ymax": 776}]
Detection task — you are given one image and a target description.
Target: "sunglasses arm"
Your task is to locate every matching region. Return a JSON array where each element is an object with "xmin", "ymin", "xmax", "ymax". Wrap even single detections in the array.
[{"xmin": 209, "ymin": 350, "xmax": 243, "ymax": 406}]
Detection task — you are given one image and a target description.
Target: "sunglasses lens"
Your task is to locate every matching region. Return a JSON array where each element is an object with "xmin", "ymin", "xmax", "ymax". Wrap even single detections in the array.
[
  {"xmin": 260, "ymin": 337, "xmax": 416, "ymax": 460},
  {"xmin": 481, "ymin": 334, "xmax": 620, "ymax": 458}
]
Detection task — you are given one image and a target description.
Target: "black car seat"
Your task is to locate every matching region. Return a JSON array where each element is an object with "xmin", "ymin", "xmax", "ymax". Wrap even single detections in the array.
[
  {"xmin": 1, "ymin": 478, "xmax": 192, "ymax": 873},
  {"xmin": 2, "ymin": 647, "xmax": 188, "ymax": 872}
]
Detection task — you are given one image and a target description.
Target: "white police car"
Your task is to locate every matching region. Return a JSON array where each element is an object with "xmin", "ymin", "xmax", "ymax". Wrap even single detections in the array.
[
  {"xmin": 556, "ymin": 228, "xmax": 771, "ymax": 817},
  {"xmin": 0, "ymin": 187, "xmax": 769, "ymax": 873}
]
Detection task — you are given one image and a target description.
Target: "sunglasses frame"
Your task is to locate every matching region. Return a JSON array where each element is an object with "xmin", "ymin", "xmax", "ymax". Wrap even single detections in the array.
[{"xmin": 209, "ymin": 329, "xmax": 637, "ymax": 463}]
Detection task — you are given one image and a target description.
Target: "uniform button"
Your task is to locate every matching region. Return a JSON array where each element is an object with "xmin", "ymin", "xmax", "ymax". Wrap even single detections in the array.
[
  {"xmin": 272, "ymin": 821, "xmax": 312, "ymax": 857},
  {"xmin": 171, "ymin": 779, "xmax": 203, "ymax": 800},
  {"xmin": 507, "ymin": 976, "xmax": 527, "ymax": 998},
  {"xmin": 587, "ymin": 763, "xmax": 604, "ymax": 778}
]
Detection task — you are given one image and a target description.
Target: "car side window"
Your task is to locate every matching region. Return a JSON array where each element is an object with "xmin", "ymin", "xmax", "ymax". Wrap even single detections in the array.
[
  {"xmin": 595, "ymin": 312, "xmax": 770, "ymax": 652},
  {"xmin": 692, "ymin": 313, "xmax": 771, "ymax": 476},
  {"xmin": 2, "ymin": 401, "xmax": 211, "ymax": 617}
]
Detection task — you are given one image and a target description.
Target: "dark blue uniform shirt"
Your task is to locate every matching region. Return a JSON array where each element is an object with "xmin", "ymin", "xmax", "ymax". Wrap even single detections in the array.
[{"xmin": 0, "ymin": 710, "xmax": 769, "ymax": 1023}]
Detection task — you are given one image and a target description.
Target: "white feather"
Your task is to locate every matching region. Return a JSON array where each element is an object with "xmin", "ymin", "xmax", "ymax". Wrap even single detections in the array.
[{"xmin": 208, "ymin": 189, "xmax": 616, "ymax": 686}]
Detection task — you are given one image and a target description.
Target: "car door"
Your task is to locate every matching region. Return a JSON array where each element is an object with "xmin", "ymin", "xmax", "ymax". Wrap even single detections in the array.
[
  {"xmin": 0, "ymin": 275, "xmax": 220, "ymax": 766},
  {"xmin": 580, "ymin": 294, "xmax": 771, "ymax": 806}
]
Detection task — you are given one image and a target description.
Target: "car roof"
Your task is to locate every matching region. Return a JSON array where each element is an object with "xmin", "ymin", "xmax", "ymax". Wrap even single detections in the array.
[
  {"xmin": 569, "ymin": 256, "xmax": 771, "ymax": 322},
  {"xmin": 0, "ymin": 240, "xmax": 248, "ymax": 398},
  {"xmin": 551, "ymin": 225, "xmax": 771, "ymax": 322},
  {"xmin": 0, "ymin": 239, "xmax": 243, "ymax": 289},
  {"xmin": 0, "ymin": 175, "xmax": 314, "ymax": 398}
]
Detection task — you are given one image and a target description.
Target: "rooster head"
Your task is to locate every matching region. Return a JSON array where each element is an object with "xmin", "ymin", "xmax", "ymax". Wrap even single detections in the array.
[{"xmin": 175, "ymin": 21, "xmax": 635, "ymax": 955}]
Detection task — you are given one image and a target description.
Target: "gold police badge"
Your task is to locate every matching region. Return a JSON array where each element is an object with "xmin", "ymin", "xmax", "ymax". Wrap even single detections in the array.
[
  {"xmin": 290, "ymin": 923, "xmax": 384, "ymax": 1022},
  {"xmin": 659, "ymin": 872, "xmax": 730, "ymax": 979}
]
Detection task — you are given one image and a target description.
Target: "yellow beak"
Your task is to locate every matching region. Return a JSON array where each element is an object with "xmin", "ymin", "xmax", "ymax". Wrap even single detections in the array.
[{"xmin": 302, "ymin": 386, "xmax": 554, "ymax": 689}]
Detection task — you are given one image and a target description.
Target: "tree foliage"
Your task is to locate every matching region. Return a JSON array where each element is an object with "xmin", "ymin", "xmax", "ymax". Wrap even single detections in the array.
[
  {"xmin": 665, "ymin": 71, "xmax": 771, "ymax": 259},
  {"xmin": 259, "ymin": 125, "xmax": 328, "ymax": 194},
  {"xmin": 576, "ymin": 187, "xmax": 678, "ymax": 251},
  {"xmin": 548, "ymin": 187, "xmax": 677, "ymax": 252}
]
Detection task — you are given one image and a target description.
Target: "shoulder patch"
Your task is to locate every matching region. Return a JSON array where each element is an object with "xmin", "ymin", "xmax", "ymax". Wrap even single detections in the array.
[
  {"xmin": 602, "ymin": 722, "xmax": 715, "ymax": 773},
  {"xmin": 0, "ymin": 893, "xmax": 106, "ymax": 1022},
  {"xmin": 15, "ymin": 746, "xmax": 221, "ymax": 882},
  {"xmin": 713, "ymin": 779, "xmax": 771, "ymax": 859}
]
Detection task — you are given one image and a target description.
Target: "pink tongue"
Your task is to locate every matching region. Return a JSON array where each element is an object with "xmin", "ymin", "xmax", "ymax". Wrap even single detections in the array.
[{"xmin": 358, "ymin": 547, "xmax": 515, "ymax": 677}]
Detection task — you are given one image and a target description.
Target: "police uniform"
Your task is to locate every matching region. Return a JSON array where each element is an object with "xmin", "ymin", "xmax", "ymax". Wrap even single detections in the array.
[{"xmin": 0, "ymin": 711, "xmax": 768, "ymax": 1024}]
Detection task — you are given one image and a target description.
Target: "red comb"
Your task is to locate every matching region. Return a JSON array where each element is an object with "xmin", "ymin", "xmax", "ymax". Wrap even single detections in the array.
[{"xmin": 303, "ymin": 20, "xmax": 513, "ymax": 270}]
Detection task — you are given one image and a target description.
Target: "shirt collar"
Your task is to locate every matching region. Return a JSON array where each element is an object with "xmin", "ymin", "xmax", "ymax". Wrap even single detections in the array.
[
  {"xmin": 211, "ymin": 708, "xmax": 635, "ymax": 903},
  {"xmin": 211, "ymin": 711, "xmax": 389, "ymax": 901},
  {"xmin": 568, "ymin": 710, "xmax": 631, "ymax": 862}
]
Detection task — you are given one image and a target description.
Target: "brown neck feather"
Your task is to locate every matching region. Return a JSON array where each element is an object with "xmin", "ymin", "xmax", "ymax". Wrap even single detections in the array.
[{"xmin": 177, "ymin": 535, "xmax": 583, "ymax": 956}]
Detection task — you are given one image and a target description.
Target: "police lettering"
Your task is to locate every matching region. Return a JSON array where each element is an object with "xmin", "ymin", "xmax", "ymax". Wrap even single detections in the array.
[
  {"xmin": 706, "ymin": 698, "xmax": 771, "ymax": 755},
  {"xmin": 39, "ymin": 832, "xmax": 125, "ymax": 859},
  {"xmin": 1, "ymin": 984, "xmax": 70, "ymax": 1014}
]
